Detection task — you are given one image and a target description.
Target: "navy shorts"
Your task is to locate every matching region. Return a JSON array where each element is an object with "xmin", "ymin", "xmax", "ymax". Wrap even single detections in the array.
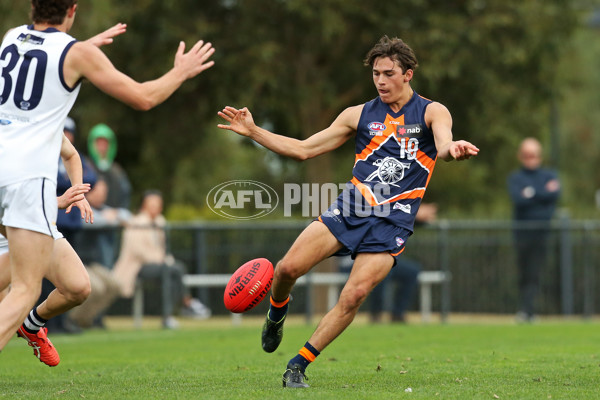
[{"xmin": 317, "ymin": 185, "xmax": 412, "ymax": 265}]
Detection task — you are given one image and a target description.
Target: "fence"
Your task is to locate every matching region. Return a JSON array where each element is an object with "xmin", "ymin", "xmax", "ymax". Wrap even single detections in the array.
[{"xmin": 90, "ymin": 218, "xmax": 600, "ymax": 319}]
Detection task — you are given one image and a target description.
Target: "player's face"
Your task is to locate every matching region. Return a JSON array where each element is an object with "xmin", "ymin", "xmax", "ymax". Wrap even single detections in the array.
[{"xmin": 372, "ymin": 57, "xmax": 412, "ymax": 104}]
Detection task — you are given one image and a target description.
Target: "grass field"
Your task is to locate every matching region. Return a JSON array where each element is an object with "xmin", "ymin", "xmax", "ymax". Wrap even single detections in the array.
[{"xmin": 0, "ymin": 314, "xmax": 598, "ymax": 399}]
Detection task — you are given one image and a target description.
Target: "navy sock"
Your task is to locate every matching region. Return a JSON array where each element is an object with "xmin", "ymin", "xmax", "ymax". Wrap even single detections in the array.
[
  {"xmin": 268, "ymin": 296, "xmax": 289, "ymax": 322},
  {"xmin": 288, "ymin": 342, "xmax": 320, "ymax": 372}
]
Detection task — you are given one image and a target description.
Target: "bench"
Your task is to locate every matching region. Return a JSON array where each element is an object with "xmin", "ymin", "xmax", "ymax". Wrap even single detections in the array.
[{"xmin": 133, "ymin": 271, "xmax": 450, "ymax": 327}]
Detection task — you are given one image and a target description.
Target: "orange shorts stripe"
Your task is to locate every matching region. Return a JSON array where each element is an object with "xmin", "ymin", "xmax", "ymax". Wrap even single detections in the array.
[
  {"xmin": 270, "ymin": 296, "xmax": 290, "ymax": 308},
  {"xmin": 390, "ymin": 247, "xmax": 406, "ymax": 257},
  {"xmin": 299, "ymin": 347, "xmax": 317, "ymax": 362}
]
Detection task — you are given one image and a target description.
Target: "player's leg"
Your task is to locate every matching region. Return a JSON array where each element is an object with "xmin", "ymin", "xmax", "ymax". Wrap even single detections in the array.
[
  {"xmin": 308, "ymin": 251, "xmax": 393, "ymax": 349},
  {"xmin": 262, "ymin": 221, "xmax": 343, "ymax": 353},
  {"xmin": 16, "ymin": 239, "xmax": 89, "ymax": 366},
  {"xmin": 0, "ymin": 250, "xmax": 10, "ymax": 303},
  {"xmin": 273, "ymin": 221, "xmax": 343, "ymax": 300},
  {"xmin": 36, "ymin": 238, "xmax": 91, "ymax": 320},
  {"xmin": 0, "ymin": 227, "xmax": 53, "ymax": 351},
  {"xmin": 0, "ymin": 252, "xmax": 10, "ymax": 293},
  {"xmin": 283, "ymin": 252, "xmax": 393, "ymax": 388}
]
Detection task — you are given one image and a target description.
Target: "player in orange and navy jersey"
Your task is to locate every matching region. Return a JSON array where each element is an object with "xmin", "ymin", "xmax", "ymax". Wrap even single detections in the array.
[{"xmin": 218, "ymin": 35, "xmax": 478, "ymax": 388}]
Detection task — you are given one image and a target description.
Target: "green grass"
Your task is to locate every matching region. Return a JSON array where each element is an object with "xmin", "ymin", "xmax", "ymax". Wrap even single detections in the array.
[{"xmin": 0, "ymin": 316, "xmax": 598, "ymax": 399}]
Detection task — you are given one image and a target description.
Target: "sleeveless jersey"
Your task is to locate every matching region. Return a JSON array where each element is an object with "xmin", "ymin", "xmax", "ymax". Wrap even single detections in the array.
[
  {"xmin": 0, "ymin": 25, "xmax": 81, "ymax": 186},
  {"xmin": 351, "ymin": 92, "xmax": 436, "ymax": 230}
]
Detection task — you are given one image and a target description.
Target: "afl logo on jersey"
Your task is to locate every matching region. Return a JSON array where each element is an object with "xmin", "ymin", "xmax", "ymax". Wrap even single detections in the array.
[{"xmin": 368, "ymin": 122, "xmax": 386, "ymax": 136}]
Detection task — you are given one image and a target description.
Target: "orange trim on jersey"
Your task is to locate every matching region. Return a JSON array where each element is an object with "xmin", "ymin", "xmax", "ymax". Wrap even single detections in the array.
[
  {"xmin": 390, "ymin": 247, "xmax": 406, "ymax": 257},
  {"xmin": 416, "ymin": 149, "xmax": 435, "ymax": 173},
  {"xmin": 317, "ymin": 215, "xmax": 323, "ymax": 223},
  {"xmin": 350, "ymin": 177, "xmax": 427, "ymax": 206},
  {"xmin": 299, "ymin": 346, "xmax": 317, "ymax": 362},
  {"xmin": 270, "ymin": 296, "xmax": 290, "ymax": 308},
  {"xmin": 354, "ymin": 114, "xmax": 404, "ymax": 165},
  {"xmin": 423, "ymin": 156, "xmax": 438, "ymax": 188}
]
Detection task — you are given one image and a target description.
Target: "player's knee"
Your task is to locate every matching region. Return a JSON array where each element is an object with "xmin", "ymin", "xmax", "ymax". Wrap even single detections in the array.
[
  {"xmin": 275, "ymin": 259, "xmax": 304, "ymax": 281},
  {"xmin": 66, "ymin": 280, "xmax": 91, "ymax": 306},
  {"xmin": 340, "ymin": 286, "xmax": 369, "ymax": 312}
]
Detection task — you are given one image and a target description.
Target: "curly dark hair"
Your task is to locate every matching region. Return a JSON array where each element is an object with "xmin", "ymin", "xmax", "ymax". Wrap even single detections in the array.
[
  {"xmin": 364, "ymin": 36, "xmax": 418, "ymax": 74},
  {"xmin": 31, "ymin": 0, "xmax": 78, "ymax": 25}
]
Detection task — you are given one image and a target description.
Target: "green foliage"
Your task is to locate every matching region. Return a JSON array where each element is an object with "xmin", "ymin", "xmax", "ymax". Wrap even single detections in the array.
[
  {"xmin": 0, "ymin": 319, "xmax": 599, "ymax": 398},
  {"xmin": 1, "ymin": 0, "xmax": 594, "ymax": 218}
]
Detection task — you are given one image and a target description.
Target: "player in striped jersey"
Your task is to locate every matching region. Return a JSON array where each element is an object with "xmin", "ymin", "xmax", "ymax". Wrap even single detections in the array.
[{"xmin": 218, "ymin": 36, "xmax": 478, "ymax": 387}]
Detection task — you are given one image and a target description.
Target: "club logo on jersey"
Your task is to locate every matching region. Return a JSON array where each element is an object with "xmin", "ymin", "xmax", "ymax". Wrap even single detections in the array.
[
  {"xmin": 395, "ymin": 236, "xmax": 405, "ymax": 247},
  {"xmin": 395, "ymin": 124, "xmax": 424, "ymax": 139},
  {"xmin": 393, "ymin": 202, "xmax": 411, "ymax": 214},
  {"xmin": 365, "ymin": 157, "xmax": 411, "ymax": 186},
  {"xmin": 368, "ymin": 122, "xmax": 386, "ymax": 136},
  {"xmin": 0, "ymin": 119, "xmax": 12, "ymax": 126}
]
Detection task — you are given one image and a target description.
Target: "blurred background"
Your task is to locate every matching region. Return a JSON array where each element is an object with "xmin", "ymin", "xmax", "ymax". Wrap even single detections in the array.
[{"xmin": 2, "ymin": 0, "xmax": 600, "ymax": 320}]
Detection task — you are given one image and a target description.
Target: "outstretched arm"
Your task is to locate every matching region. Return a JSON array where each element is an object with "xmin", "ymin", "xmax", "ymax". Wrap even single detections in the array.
[
  {"xmin": 217, "ymin": 106, "xmax": 359, "ymax": 161},
  {"xmin": 427, "ymin": 102, "xmax": 479, "ymax": 161},
  {"xmin": 64, "ymin": 37, "xmax": 215, "ymax": 111}
]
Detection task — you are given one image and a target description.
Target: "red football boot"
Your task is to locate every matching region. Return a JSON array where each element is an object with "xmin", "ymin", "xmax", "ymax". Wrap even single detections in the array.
[{"xmin": 17, "ymin": 326, "xmax": 60, "ymax": 366}]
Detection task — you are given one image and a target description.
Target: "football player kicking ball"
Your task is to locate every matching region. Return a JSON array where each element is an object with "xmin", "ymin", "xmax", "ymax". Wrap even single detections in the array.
[{"xmin": 218, "ymin": 36, "xmax": 478, "ymax": 387}]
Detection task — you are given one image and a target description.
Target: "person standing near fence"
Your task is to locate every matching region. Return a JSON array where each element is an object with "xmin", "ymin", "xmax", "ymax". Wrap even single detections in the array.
[
  {"xmin": 507, "ymin": 137, "xmax": 560, "ymax": 322},
  {"xmin": 218, "ymin": 35, "xmax": 479, "ymax": 388}
]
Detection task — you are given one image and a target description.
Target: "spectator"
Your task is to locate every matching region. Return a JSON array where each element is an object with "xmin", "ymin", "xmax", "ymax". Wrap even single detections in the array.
[
  {"xmin": 112, "ymin": 190, "xmax": 210, "ymax": 329},
  {"xmin": 368, "ymin": 203, "xmax": 438, "ymax": 323},
  {"xmin": 507, "ymin": 137, "xmax": 560, "ymax": 322},
  {"xmin": 83, "ymin": 123, "xmax": 132, "ymax": 269}
]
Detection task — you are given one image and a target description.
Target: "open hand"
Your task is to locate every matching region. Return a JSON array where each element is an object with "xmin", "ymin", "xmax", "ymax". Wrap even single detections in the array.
[
  {"xmin": 217, "ymin": 106, "xmax": 256, "ymax": 137},
  {"xmin": 449, "ymin": 140, "xmax": 479, "ymax": 161},
  {"xmin": 85, "ymin": 23, "xmax": 127, "ymax": 48},
  {"xmin": 174, "ymin": 40, "xmax": 215, "ymax": 80}
]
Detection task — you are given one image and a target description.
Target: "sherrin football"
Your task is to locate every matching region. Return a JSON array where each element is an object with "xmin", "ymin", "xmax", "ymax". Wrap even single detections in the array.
[{"xmin": 224, "ymin": 258, "xmax": 273, "ymax": 313}]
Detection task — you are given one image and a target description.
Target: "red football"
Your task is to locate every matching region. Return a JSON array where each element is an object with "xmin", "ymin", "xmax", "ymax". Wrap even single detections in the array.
[{"xmin": 224, "ymin": 258, "xmax": 273, "ymax": 313}]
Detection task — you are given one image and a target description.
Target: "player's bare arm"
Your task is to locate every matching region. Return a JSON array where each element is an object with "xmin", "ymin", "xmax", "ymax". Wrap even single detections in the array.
[
  {"xmin": 59, "ymin": 135, "xmax": 94, "ymax": 223},
  {"xmin": 64, "ymin": 39, "xmax": 215, "ymax": 111},
  {"xmin": 427, "ymin": 102, "xmax": 479, "ymax": 161},
  {"xmin": 217, "ymin": 105, "xmax": 360, "ymax": 161}
]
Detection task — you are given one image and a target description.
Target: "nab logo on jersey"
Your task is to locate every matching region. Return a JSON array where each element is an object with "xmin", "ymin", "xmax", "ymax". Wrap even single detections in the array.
[
  {"xmin": 368, "ymin": 122, "xmax": 386, "ymax": 136},
  {"xmin": 395, "ymin": 124, "xmax": 423, "ymax": 138}
]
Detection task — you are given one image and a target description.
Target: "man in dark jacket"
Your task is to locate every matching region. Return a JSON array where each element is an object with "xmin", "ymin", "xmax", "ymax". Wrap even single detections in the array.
[{"xmin": 507, "ymin": 137, "xmax": 560, "ymax": 322}]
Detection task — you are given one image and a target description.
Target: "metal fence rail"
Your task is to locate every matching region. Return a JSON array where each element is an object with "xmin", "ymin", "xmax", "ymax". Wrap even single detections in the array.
[{"xmin": 86, "ymin": 218, "xmax": 600, "ymax": 319}]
